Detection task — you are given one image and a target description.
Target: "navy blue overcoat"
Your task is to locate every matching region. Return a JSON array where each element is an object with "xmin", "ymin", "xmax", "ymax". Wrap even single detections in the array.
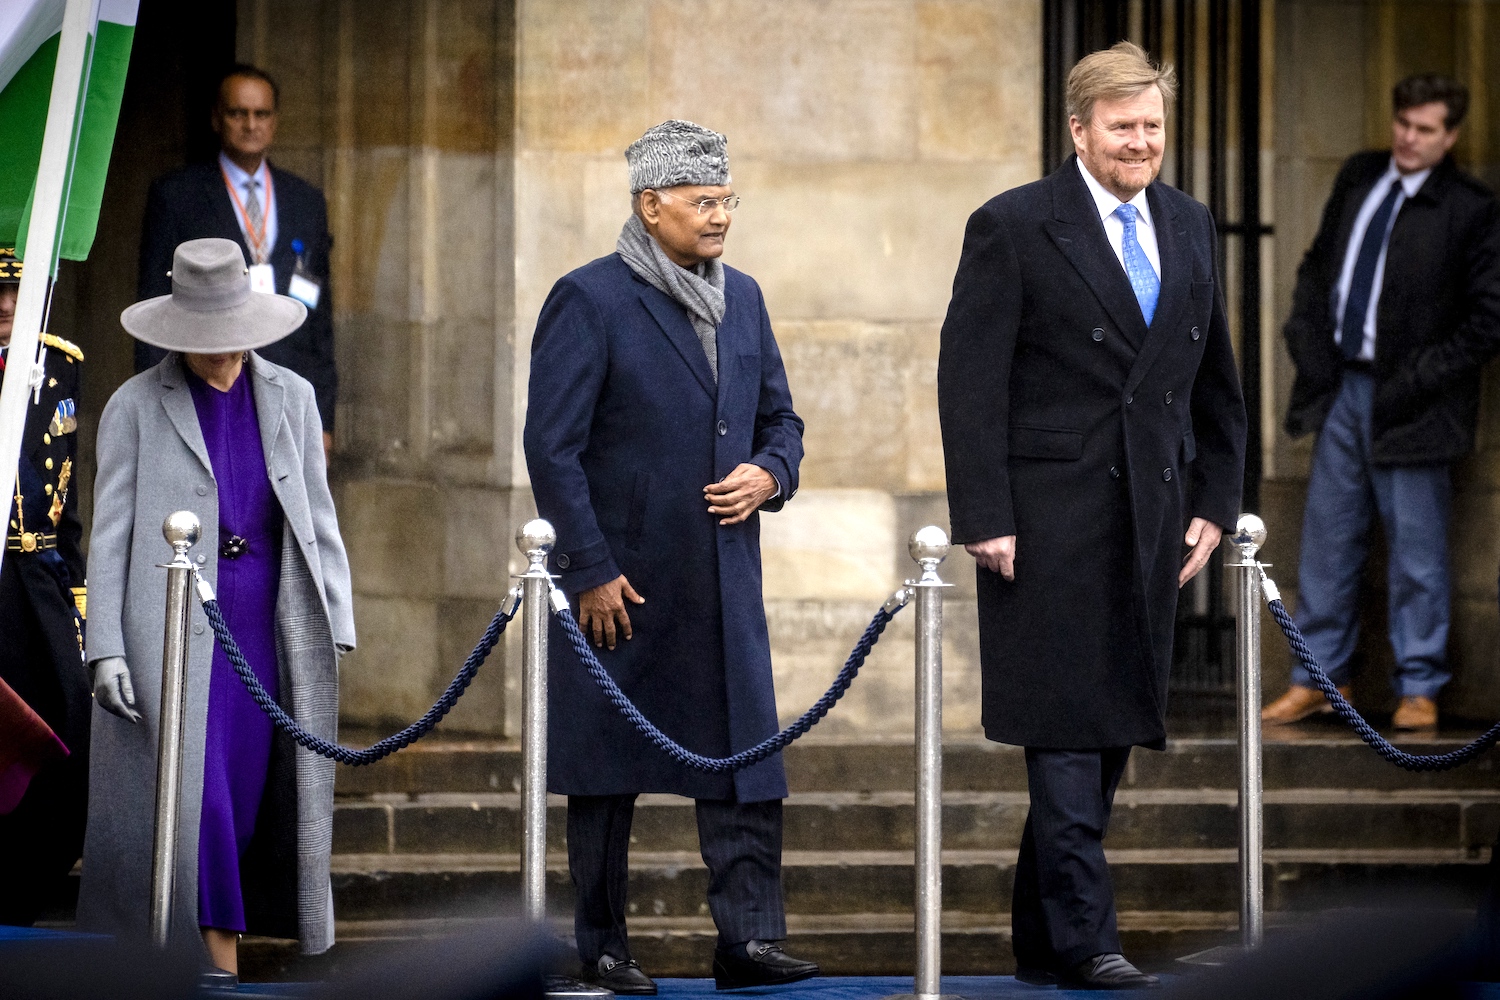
[{"xmin": 524, "ymin": 252, "xmax": 804, "ymax": 802}]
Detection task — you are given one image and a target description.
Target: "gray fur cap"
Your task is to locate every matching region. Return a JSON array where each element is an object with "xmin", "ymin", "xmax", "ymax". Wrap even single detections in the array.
[{"xmin": 625, "ymin": 120, "xmax": 730, "ymax": 194}]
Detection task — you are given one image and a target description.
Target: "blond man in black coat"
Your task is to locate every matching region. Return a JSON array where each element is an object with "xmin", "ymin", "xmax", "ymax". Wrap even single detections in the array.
[{"xmin": 938, "ymin": 43, "xmax": 1246, "ymax": 989}]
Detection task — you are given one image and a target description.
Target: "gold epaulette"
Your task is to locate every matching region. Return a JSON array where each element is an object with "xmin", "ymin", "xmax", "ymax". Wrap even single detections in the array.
[{"xmin": 40, "ymin": 334, "xmax": 83, "ymax": 362}]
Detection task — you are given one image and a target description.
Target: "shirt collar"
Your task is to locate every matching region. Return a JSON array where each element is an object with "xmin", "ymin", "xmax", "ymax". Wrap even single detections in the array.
[
  {"xmin": 219, "ymin": 151, "xmax": 268, "ymax": 190},
  {"xmin": 1077, "ymin": 157, "xmax": 1154, "ymax": 230},
  {"xmin": 1386, "ymin": 158, "xmax": 1432, "ymax": 198}
]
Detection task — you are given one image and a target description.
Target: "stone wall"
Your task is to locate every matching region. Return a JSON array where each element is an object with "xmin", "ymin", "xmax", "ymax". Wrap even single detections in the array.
[
  {"xmin": 1268, "ymin": 0, "xmax": 1500, "ymax": 719},
  {"xmin": 223, "ymin": 0, "xmax": 1046, "ymax": 738},
  {"xmin": 238, "ymin": 0, "xmax": 523, "ymax": 734},
  {"xmin": 514, "ymin": 0, "xmax": 1042, "ymax": 735}
]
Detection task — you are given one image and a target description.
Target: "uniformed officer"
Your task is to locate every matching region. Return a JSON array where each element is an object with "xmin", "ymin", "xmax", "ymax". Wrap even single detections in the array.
[{"xmin": 0, "ymin": 248, "xmax": 91, "ymax": 925}]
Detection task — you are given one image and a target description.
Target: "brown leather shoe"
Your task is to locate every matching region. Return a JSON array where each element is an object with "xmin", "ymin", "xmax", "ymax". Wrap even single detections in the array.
[
  {"xmin": 1392, "ymin": 695, "xmax": 1438, "ymax": 731},
  {"xmin": 1261, "ymin": 684, "xmax": 1352, "ymax": 724}
]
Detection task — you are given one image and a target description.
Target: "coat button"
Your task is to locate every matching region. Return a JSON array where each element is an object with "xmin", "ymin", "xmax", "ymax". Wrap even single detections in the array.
[
  {"xmin": 194, "ymin": 624, "xmax": 204, "ymax": 635},
  {"xmin": 1165, "ymin": 391, "xmax": 1174, "ymax": 404},
  {"xmin": 1091, "ymin": 328, "xmax": 1104, "ymax": 342},
  {"xmin": 196, "ymin": 485, "xmax": 208, "ymax": 496},
  {"xmin": 45, "ymin": 458, "xmax": 53, "ymax": 470},
  {"xmin": 1163, "ymin": 468, "xmax": 1173, "ymax": 482},
  {"xmin": 1125, "ymin": 394, "xmax": 1133, "ymax": 405},
  {"xmin": 1109, "ymin": 466, "xmax": 1121, "ymax": 480},
  {"xmin": 716, "ymin": 420, "xmax": 727, "ymax": 436},
  {"xmin": 557, "ymin": 553, "xmax": 571, "ymax": 569},
  {"xmin": 196, "ymin": 554, "xmax": 206, "ymax": 564},
  {"xmin": 1191, "ymin": 326, "xmax": 1201, "ymax": 341}
]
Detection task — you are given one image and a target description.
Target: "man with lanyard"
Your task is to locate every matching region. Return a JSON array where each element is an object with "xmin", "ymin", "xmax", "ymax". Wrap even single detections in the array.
[
  {"xmin": 0, "ymin": 248, "xmax": 91, "ymax": 925},
  {"xmin": 137, "ymin": 64, "xmax": 337, "ymax": 453}
]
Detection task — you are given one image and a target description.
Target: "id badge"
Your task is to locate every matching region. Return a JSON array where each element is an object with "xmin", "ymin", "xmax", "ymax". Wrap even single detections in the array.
[
  {"xmin": 249, "ymin": 263, "xmax": 276, "ymax": 294},
  {"xmin": 288, "ymin": 272, "xmax": 322, "ymax": 309}
]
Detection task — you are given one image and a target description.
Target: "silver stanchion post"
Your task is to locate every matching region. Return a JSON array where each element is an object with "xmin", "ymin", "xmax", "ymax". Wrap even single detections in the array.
[
  {"xmin": 887, "ymin": 526, "xmax": 961, "ymax": 1000},
  {"xmin": 149, "ymin": 511, "xmax": 201, "ymax": 948},
  {"xmin": 1180, "ymin": 513, "xmax": 1266, "ymax": 966},
  {"xmin": 1229, "ymin": 514, "xmax": 1266, "ymax": 950},
  {"xmin": 515, "ymin": 518, "xmax": 556, "ymax": 925}
]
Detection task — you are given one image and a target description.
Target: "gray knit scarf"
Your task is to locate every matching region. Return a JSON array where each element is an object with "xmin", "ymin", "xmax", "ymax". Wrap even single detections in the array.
[{"xmin": 617, "ymin": 213, "xmax": 724, "ymax": 381}]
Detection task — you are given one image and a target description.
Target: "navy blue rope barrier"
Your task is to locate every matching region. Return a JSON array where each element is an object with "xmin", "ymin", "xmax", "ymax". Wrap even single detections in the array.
[
  {"xmin": 554, "ymin": 592, "xmax": 907, "ymax": 773},
  {"xmin": 200, "ymin": 578, "xmax": 519, "ymax": 766},
  {"xmin": 1262, "ymin": 577, "xmax": 1499, "ymax": 772}
]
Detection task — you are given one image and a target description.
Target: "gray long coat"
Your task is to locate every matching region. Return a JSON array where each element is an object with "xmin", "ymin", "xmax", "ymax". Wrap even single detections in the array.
[{"xmin": 77, "ymin": 353, "xmax": 354, "ymax": 955}]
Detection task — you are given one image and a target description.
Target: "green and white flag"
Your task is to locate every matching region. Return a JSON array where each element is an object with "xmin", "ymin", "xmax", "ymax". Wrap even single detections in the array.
[{"xmin": 0, "ymin": 0, "xmax": 137, "ymax": 264}]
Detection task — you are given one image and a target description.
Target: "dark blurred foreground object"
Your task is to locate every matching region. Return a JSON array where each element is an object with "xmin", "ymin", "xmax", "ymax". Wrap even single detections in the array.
[
  {"xmin": 312, "ymin": 919, "xmax": 557, "ymax": 1000},
  {"xmin": 0, "ymin": 919, "xmax": 557, "ymax": 999},
  {"xmin": 0, "ymin": 930, "xmax": 199, "ymax": 1000},
  {"xmin": 1165, "ymin": 903, "xmax": 1495, "ymax": 1000},
  {"xmin": 0, "ymin": 676, "xmax": 68, "ymax": 814}
]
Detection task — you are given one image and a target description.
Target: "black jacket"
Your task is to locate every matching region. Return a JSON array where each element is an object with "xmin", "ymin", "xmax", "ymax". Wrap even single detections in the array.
[
  {"xmin": 1283, "ymin": 151, "xmax": 1500, "ymax": 463},
  {"xmin": 136, "ymin": 162, "xmax": 337, "ymax": 429},
  {"xmin": 0, "ymin": 337, "xmax": 89, "ymax": 752},
  {"xmin": 938, "ymin": 157, "xmax": 1246, "ymax": 750}
]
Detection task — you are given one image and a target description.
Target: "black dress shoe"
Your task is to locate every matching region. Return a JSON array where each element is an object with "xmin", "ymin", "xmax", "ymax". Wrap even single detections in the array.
[
  {"xmin": 1059, "ymin": 953, "xmax": 1160, "ymax": 990},
  {"xmin": 585, "ymin": 955, "xmax": 656, "ymax": 996},
  {"xmin": 1014, "ymin": 965, "xmax": 1058, "ymax": 986},
  {"xmin": 713, "ymin": 940, "xmax": 820, "ymax": 989}
]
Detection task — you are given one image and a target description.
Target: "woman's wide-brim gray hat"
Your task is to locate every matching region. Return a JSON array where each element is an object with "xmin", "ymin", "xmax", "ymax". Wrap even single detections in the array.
[{"xmin": 121, "ymin": 237, "xmax": 306, "ymax": 353}]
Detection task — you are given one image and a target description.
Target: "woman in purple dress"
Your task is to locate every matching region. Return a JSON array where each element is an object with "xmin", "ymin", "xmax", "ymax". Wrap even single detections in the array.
[{"xmin": 81, "ymin": 239, "xmax": 355, "ymax": 981}]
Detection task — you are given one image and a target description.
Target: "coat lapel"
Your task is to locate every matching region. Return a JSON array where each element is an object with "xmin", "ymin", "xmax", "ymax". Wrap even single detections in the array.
[
  {"xmin": 249, "ymin": 353, "xmax": 287, "ymax": 472},
  {"xmin": 1043, "ymin": 157, "xmax": 1150, "ymax": 349},
  {"xmin": 1124, "ymin": 183, "xmax": 1189, "ymax": 396},
  {"xmin": 158, "ymin": 356, "xmax": 214, "ymax": 476},
  {"xmin": 637, "ymin": 281, "xmax": 717, "ymax": 399}
]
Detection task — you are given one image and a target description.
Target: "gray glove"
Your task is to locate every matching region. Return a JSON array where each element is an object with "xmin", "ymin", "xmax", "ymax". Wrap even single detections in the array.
[{"xmin": 91, "ymin": 656, "xmax": 141, "ymax": 724}]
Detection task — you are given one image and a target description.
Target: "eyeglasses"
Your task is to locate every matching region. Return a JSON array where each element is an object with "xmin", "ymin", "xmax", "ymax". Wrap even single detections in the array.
[{"xmin": 654, "ymin": 191, "xmax": 742, "ymax": 215}]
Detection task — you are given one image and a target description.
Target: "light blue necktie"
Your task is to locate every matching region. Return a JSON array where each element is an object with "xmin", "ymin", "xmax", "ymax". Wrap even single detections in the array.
[{"xmin": 1115, "ymin": 203, "xmax": 1160, "ymax": 325}]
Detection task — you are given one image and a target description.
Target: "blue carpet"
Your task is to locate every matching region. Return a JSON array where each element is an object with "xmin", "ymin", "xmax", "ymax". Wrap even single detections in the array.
[{"xmin": 654, "ymin": 976, "xmax": 1170, "ymax": 998}]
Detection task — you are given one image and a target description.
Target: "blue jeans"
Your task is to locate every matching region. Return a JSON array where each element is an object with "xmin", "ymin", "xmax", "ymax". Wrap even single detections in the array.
[{"xmin": 1293, "ymin": 372, "xmax": 1451, "ymax": 698}]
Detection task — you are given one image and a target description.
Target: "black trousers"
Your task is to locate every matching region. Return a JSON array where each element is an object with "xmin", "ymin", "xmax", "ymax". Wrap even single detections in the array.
[
  {"xmin": 567, "ymin": 794, "xmax": 787, "ymax": 964},
  {"xmin": 1011, "ymin": 747, "xmax": 1132, "ymax": 970}
]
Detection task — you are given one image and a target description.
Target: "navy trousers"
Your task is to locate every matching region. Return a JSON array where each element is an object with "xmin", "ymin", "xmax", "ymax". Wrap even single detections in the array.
[
  {"xmin": 1012, "ymin": 747, "xmax": 1132, "ymax": 970},
  {"xmin": 1293, "ymin": 371, "xmax": 1452, "ymax": 698},
  {"xmin": 567, "ymin": 794, "xmax": 787, "ymax": 964}
]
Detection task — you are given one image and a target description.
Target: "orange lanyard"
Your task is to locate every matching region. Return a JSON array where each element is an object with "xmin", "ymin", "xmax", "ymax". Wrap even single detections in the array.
[{"xmin": 221, "ymin": 163, "xmax": 274, "ymax": 260}]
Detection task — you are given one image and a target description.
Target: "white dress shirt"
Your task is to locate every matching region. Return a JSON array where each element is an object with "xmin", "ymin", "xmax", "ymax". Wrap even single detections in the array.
[
  {"xmin": 1077, "ymin": 157, "xmax": 1161, "ymax": 278},
  {"xmin": 219, "ymin": 152, "xmax": 278, "ymax": 261},
  {"xmin": 1333, "ymin": 159, "xmax": 1430, "ymax": 361}
]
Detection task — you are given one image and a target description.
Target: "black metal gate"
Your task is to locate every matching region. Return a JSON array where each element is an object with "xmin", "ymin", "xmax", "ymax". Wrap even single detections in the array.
[{"xmin": 1042, "ymin": 0, "xmax": 1268, "ymax": 700}]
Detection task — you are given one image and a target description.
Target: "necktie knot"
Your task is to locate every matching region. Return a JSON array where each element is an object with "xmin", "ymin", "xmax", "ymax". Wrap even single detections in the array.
[{"xmin": 1114, "ymin": 203, "xmax": 1139, "ymax": 229}]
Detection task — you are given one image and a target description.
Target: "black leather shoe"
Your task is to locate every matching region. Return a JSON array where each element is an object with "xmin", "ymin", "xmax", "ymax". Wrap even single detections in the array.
[
  {"xmin": 1059, "ymin": 953, "xmax": 1160, "ymax": 990},
  {"xmin": 585, "ymin": 955, "xmax": 656, "ymax": 996},
  {"xmin": 713, "ymin": 940, "xmax": 820, "ymax": 989},
  {"xmin": 1014, "ymin": 965, "xmax": 1058, "ymax": 986}
]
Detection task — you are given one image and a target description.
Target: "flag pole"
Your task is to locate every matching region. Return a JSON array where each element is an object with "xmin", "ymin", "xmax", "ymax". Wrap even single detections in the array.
[{"xmin": 0, "ymin": 0, "xmax": 96, "ymax": 581}]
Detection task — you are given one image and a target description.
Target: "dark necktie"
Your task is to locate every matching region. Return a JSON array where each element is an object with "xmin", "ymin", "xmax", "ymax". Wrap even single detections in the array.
[{"xmin": 1340, "ymin": 179, "xmax": 1403, "ymax": 360}]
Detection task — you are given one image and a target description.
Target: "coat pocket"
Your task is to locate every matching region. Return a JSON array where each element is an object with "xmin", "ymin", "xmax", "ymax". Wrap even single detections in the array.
[
  {"xmin": 1191, "ymin": 279, "xmax": 1213, "ymax": 301},
  {"xmin": 1181, "ymin": 430, "xmax": 1197, "ymax": 464},
  {"xmin": 1009, "ymin": 425, "xmax": 1083, "ymax": 461},
  {"xmin": 625, "ymin": 471, "xmax": 650, "ymax": 550}
]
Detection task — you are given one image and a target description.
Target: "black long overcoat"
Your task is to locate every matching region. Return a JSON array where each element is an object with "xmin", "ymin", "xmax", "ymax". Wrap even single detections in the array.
[
  {"xmin": 524, "ymin": 252, "xmax": 804, "ymax": 802},
  {"xmin": 938, "ymin": 157, "xmax": 1247, "ymax": 750}
]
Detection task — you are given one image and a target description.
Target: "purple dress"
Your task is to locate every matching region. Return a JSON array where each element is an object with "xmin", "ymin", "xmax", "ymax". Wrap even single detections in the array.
[{"xmin": 187, "ymin": 367, "xmax": 283, "ymax": 933}]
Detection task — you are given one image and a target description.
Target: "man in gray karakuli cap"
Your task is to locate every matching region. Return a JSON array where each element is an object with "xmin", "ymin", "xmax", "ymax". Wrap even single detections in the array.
[{"xmin": 524, "ymin": 120, "xmax": 813, "ymax": 993}]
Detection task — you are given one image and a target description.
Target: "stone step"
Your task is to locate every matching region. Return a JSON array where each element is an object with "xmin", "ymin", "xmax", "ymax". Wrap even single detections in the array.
[
  {"xmin": 332, "ymin": 789, "xmax": 1500, "ymax": 856},
  {"xmin": 327, "ymin": 849, "xmax": 1491, "ymax": 922},
  {"xmin": 332, "ymin": 735, "xmax": 1500, "ymax": 797}
]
